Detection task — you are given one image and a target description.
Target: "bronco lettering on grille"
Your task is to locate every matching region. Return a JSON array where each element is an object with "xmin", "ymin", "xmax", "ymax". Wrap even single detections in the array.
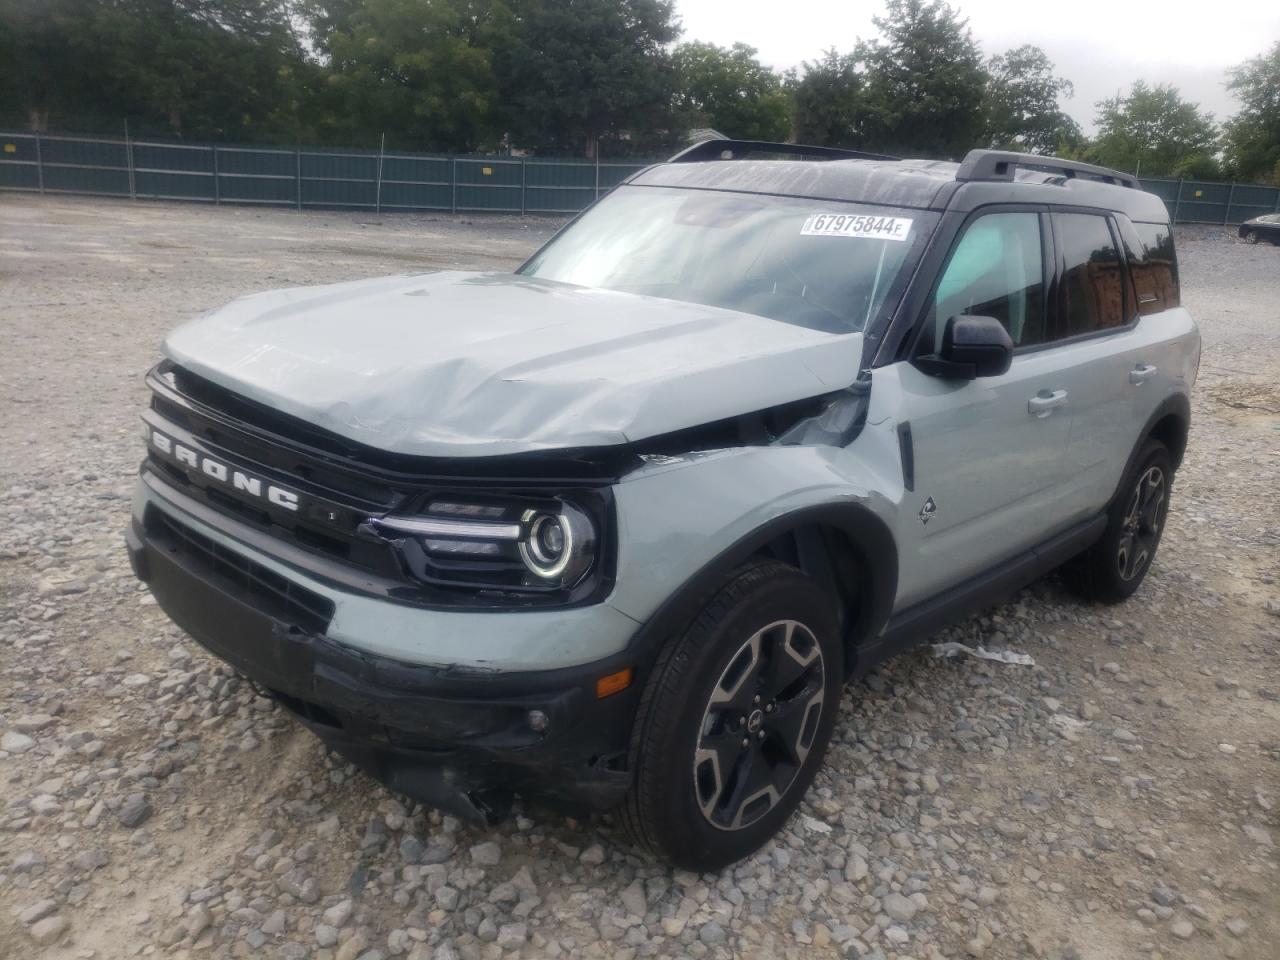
[{"xmin": 146, "ymin": 426, "xmax": 300, "ymax": 512}]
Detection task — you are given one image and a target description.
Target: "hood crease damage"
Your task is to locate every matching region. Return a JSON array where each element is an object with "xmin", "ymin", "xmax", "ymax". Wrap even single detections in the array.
[{"xmin": 164, "ymin": 271, "xmax": 867, "ymax": 460}]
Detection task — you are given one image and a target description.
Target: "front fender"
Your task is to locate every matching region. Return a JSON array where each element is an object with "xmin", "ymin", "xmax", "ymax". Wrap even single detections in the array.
[{"xmin": 606, "ymin": 444, "xmax": 900, "ymax": 663}]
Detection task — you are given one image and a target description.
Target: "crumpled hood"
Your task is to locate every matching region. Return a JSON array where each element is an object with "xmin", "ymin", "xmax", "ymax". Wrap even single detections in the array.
[{"xmin": 163, "ymin": 271, "xmax": 864, "ymax": 458}]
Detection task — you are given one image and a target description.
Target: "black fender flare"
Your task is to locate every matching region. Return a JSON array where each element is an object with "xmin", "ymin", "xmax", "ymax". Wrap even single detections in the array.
[
  {"xmin": 1110, "ymin": 392, "xmax": 1191, "ymax": 509},
  {"xmin": 621, "ymin": 502, "xmax": 899, "ymax": 676}
]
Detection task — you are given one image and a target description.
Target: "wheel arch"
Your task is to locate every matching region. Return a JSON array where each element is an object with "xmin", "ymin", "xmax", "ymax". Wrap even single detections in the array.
[
  {"xmin": 625, "ymin": 503, "xmax": 898, "ymax": 681},
  {"xmin": 1107, "ymin": 393, "xmax": 1190, "ymax": 510}
]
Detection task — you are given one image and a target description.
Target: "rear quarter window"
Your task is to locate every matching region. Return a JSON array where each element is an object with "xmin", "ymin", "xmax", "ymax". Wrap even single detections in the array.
[{"xmin": 1125, "ymin": 221, "xmax": 1180, "ymax": 313}]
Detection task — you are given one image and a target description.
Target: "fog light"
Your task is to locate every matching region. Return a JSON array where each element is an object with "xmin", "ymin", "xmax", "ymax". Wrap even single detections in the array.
[{"xmin": 527, "ymin": 709, "xmax": 549, "ymax": 733}]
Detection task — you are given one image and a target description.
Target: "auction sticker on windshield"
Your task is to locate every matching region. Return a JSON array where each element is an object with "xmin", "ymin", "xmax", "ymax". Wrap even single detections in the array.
[{"xmin": 801, "ymin": 213, "xmax": 913, "ymax": 241}]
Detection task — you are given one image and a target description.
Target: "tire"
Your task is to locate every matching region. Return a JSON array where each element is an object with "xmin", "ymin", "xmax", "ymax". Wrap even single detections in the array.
[
  {"xmin": 620, "ymin": 560, "xmax": 843, "ymax": 871},
  {"xmin": 1064, "ymin": 439, "xmax": 1173, "ymax": 603},
  {"xmin": 1243, "ymin": 230, "xmax": 1258, "ymax": 244}
]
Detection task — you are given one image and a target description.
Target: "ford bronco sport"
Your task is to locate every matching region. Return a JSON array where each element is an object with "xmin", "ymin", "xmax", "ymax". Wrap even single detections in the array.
[{"xmin": 126, "ymin": 140, "xmax": 1199, "ymax": 870}]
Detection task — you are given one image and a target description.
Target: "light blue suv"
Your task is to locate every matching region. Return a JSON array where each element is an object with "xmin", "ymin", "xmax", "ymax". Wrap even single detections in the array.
[{"xmin": 126, "ymin": 141, "xmax": 1199, "ymax": 870}]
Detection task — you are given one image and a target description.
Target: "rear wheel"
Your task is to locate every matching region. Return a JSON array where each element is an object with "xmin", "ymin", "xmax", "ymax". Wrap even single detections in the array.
[
  {"xmin": 1064, "ymin": 439, "xmax": 1172, "ymax": 603},
  {"xmin": 621, "ymin": 561, "xmax": 842, "ymax": 871}
]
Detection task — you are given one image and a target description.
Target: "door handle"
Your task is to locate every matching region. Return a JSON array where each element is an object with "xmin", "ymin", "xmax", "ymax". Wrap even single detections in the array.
[
  {"xmin": 1130, "ymin": 363, "xmax": 1158, "ymax": 385},
  {"xmin": 1027, "ymin": 389, "xmax": 1069, "ymax": 417}
]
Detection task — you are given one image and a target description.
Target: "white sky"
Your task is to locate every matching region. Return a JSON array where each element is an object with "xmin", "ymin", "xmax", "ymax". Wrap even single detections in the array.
[{"xmin": 675, "ymin": 0, "xmax": 1280, "ymax": 133}]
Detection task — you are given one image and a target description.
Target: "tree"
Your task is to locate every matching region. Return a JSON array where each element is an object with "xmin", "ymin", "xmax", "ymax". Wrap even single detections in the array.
[
  {"xmin": 984, "ymin": 45, "xmax": 1081, "ymax": 154},
  {"xmin": 305, "ymin": 0, "xmax": 511, "ymax": 152},
  {"xmin": 1221, "ymin": 41, "xmax": 1280, "ymax": 184},
  {"xmin": 671, "ymin": 42, "xmax": 789, "ymax": 142},
  {"xmin": 790, "ymin": 49, "xmax": 862, "ymax": 147},
  {"xmin": 855, "ymin": 0, "xmax": 987, "ymax": 158},
  {"xmin": 0, "ymin": 0, "xmax": 310, "ymax": 140},
  {"xmin": 1089, "ymin": 81, "xmax": 1220, "ymax": 178},
  {"xmin": 495, "ymin": 0, "xmax": 681, "ymax": 156}
]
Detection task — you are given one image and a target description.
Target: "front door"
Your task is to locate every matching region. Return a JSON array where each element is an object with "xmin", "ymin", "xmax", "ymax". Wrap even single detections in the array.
[{"xmin": 875, "ymin": 209, "xmax": 1081, "ymax": 608}]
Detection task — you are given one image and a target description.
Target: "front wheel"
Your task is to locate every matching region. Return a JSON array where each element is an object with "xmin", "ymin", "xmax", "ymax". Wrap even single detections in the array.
[
  {"xmin": 1243, "ymin": 230, "xmax": 1259, "ymax": 244},
  {"xmin": 1064, "ymin": 439, "xmax": 1172, "ymax": 603},
  {"xmin": 620, "ymin": 561, "xmax": 842, "ymax": 871}
]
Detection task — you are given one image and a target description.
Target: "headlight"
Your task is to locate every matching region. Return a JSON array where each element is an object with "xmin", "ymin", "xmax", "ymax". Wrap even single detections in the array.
[{"xmin": 368, "ymin": 496, "xmax": 602, "ymax": 596}]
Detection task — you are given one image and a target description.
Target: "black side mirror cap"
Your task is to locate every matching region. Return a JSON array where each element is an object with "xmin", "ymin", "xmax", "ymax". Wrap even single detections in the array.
[{"xmin": 913, "ymin": 315, "xmax": 1014, "ymax": 380}]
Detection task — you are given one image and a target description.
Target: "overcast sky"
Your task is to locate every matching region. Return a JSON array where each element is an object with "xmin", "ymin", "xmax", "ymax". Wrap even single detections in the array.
[{"xmin": 676, "ymin": 0, "xmax": 1280, "ymax": 133}]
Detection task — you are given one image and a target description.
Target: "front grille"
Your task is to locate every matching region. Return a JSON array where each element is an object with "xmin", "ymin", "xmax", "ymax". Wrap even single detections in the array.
[{"xmin": 146, "ymin": 507, "xmax": 335, "ymax": 634}]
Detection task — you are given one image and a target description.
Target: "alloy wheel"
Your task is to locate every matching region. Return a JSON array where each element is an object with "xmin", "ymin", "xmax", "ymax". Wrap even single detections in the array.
[
  {"xmin": 1117, "ymin": 466, "xmax": 1165, "ymax": 581},
  {"xmin": 692, "ymin": 620, "xmax": 826, "ymax": 831}
]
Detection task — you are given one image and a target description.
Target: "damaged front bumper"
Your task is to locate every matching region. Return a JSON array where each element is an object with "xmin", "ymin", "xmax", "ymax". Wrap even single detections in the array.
[{"xmin": 125, "ymin": 482, "xmax": 642, "ymax": 825}]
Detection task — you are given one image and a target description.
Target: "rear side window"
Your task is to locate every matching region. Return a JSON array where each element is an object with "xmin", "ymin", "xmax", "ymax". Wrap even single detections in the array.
[
  {"xmin": 1132, "ymin": 222, "xmax": 1180, "ymax": 311},
  {"xmin": 928, "ymin": 212, "xmax": 1046, "ymax": 350},
  {"xmin": 1053, "ymin": 213, "xmax": 1126, "ymax": 339}
]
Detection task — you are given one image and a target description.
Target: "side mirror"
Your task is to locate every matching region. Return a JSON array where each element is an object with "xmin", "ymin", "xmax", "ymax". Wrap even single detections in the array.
[{"xmin": 914, "ymin": 315, "xmax": 1013, "ymax": 380}]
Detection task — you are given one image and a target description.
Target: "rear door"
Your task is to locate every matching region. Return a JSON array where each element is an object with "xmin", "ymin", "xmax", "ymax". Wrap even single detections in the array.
[{"xmin": 1044, "ymin": 211, "xmax": 1179, "ymax": 517}]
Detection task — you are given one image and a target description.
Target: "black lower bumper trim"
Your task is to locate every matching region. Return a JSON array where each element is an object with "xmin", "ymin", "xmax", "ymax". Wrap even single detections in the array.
[{"xmin": 127, "ymin": 511, "xmax": 638, "ymax": 818}]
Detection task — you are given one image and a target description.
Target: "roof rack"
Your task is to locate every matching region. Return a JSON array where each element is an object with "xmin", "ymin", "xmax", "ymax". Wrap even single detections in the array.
[
  {"xmin": 669, "ymin": 139, "xmax": 898, "ymax": 164},
  {"xmin": 955, "ymin": 149, "xmax": 1139, "ymax": 189}
]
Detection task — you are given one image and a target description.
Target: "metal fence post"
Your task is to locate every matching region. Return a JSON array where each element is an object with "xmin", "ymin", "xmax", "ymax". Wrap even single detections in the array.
[
  {"xmin": 520, "ymin": 157, "xmax": 527, "ymax": 216},
  {"xmin": 376, "ymin": 133, "xmax": 385, "ymax": 214},
  {"xmin": 594, "ymin": 152, "xmax": 600, "ymax": 199},
  {"xmin": 1172, "ymin": 178, "xmax": 1182, "ymax": 223},
  {"xmin": 125, "ymin": 120, "xmax": 136, "ymax": 200},
  {"xmin": 295, "ymin": 148, "xmax": 302, "ymax": 210},
  {"xmin": 1224, "ymin": 182, "xmax": 1234, "ymax": 225},
  {"xmin": 451, "ymin": 157, "xmax": 457, "ymax": 214},
  {"xmin": 34, "ymin": 132, "xmax": 44, "ymax": 194},
  {"xmin": 211, "ymin": 145, "xmax": 219, "ymax": 204}
]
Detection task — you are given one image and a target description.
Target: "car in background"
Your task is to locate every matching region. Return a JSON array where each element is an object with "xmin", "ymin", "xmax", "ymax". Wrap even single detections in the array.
[{"xmin": 1239, "ymin": 213, "xmax": 1280, "ymax": 244}]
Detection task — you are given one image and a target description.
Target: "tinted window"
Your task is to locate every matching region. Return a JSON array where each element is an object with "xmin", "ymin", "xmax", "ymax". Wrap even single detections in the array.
[
  {"xmin": 1054, "ymin": 213, "xmax": 1125, "ymax": 339},
  {"xmin": 929, "ymin": 212, "xmax": 1045, "ymax": 350},
  {"xmin": 1133, "ymin": 222, "xmax": 1179, "ymax": 310}
]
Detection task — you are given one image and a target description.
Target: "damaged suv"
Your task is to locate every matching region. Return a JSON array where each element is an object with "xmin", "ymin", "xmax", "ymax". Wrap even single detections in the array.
[{"xmin": 127, "ymin": 140, "xmax": 1199, "ymax": 870}]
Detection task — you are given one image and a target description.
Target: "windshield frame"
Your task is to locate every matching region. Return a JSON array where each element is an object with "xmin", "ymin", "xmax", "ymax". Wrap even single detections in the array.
[{"xmin": 517, "ymin": 184, "xmax": 940, "ymax": 346}]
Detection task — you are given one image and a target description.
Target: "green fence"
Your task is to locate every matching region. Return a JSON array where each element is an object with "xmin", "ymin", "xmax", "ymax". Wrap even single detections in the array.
[
  {"xmin": 0, "ymin": 131, "xmax": 652, "ymax": 214},
  {"xmin": 3, "ymin": 130, "xmax": 1279, "ymax": 222}
]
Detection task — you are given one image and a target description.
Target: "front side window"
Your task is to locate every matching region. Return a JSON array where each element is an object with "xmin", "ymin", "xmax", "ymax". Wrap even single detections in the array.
[
  {"xmin": 927, "ymin": 211, "xmax": 1045, "ymax": 351},
  {"xmin": 520, "ymin": 185, "xmax": 937, "ymax": 335},
  {"xmin": 1054, "ymin": 213, "xmax": 1126, "ymax": 339}
]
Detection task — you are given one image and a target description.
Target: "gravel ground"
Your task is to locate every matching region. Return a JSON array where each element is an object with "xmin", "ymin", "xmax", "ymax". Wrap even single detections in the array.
[{"xmin": 1, "ymin": 196, "xmax": 1277, "ymax": 960}]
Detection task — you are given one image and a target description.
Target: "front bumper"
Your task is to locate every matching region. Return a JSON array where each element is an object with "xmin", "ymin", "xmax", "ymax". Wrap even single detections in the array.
[{"xmin": 126, "ymin": 481, "xmax": 643, "ymax": 823}]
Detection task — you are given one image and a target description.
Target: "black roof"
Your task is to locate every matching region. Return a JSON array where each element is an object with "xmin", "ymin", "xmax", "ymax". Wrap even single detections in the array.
[{"xmin": 628, "ymin": 144, "xmax": 1170, "ymax": 224}]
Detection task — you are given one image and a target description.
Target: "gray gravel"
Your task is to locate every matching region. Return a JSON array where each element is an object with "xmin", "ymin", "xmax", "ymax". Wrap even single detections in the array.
[{"xmin": 1, "ymin": 196, "xmax": 1278, "ymax": 959}]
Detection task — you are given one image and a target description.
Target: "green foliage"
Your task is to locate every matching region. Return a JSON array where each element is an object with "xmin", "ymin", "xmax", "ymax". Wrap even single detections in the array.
[
  {"xmin": 306, "ymin": 0, "xmax": 512, "ymax": 152},
  {"xmin": 0, "ymin": 0, "xmax": 310, "ymax": 140},
  {"xmin": 1088, "ymin": 81, "xmax": 1220, "ymax": 178},
  {"xmin": 2, "ymin": 0, "xmax": 1272, "ymax": 183},
  {"xmin": 671, "ymin": 42, "xmax": 789, "ymax": 143},
  {"xmin": 1221, "ymin": 41, "xmax": 1280, "ymax": 184},
  {"xmin": 789, "ymin": 49, "xmax": 862, "ymax": 147},
  {"xmin": 495, "ymin": 0, "xmax": 681, "ymax": 157},
  {"xmin": 984, "ymin": 45, "xmax": 1081, "ymax": 155},
  {"xmin": 855, "ymin": 0, "xmax": 987, "ymax": 158}
]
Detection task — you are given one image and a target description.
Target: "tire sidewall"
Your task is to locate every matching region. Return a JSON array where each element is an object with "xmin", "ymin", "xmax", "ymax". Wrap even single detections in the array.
[
  {"xmin": 640, "ymin": 567, "xmax": 842, "ymax": 870},
  {"xmin": 1099, "ymin": 441, "xmax": 1173, "ymax": 598}
]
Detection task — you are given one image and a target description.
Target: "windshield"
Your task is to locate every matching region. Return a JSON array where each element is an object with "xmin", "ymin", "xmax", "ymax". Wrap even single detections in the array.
[{"xmin": 520, "ymin": 185, "xmax": 937, "ymax": 334}]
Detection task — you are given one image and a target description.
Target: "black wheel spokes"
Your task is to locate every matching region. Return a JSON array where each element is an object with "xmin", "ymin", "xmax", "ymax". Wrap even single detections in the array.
[
  {"xmin": 1117, "ymin": 466, "xmax": 1165, "ymax": 581},
  {"xmin": 694, "ymin": 620, "xmax": 825, "ymax": 831}
]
